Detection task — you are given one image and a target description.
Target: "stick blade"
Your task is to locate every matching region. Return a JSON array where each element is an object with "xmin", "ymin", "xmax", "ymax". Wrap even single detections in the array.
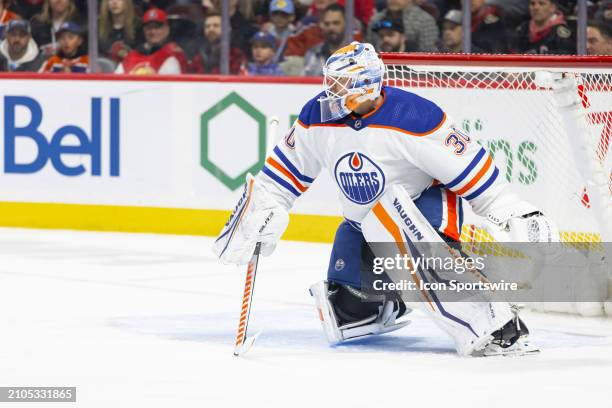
[{"xmin": 233, "ymin": 330, "xmax": 262, "ymax": 357}]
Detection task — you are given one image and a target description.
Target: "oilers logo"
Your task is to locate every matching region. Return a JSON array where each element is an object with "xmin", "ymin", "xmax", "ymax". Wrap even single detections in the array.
[{"xmin": 334, "ymin": 152, "xmax": 385, "ymax": 204}]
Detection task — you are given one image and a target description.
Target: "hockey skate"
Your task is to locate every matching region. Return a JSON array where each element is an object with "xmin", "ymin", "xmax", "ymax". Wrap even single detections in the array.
[
  {"xmin": 473, "ymin": 306, "xmax": 540, "ymax": 357},
  {"xmin": 309, "ymin": 280, "xmax": 412, "ymax": 344}
]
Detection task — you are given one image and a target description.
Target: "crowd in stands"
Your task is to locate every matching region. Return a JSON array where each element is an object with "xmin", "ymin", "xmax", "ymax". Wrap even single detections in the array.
[{"xmin": 0, "ymin": 0, "xmax": 610, "ymax": 75}]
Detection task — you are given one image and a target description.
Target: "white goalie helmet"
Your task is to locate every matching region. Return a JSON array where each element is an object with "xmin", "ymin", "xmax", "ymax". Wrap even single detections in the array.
[{"xmin": 319, "ymin": 42, "xmax": 386, "ymax": 122}]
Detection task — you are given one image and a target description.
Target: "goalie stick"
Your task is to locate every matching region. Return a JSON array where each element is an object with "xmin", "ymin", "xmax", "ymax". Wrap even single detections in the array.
[
  {"xmin": 232, "ymin": 116, "xmax": 280, "ymax": 357},
  {"xmin": 233, "ymin": 242, "xmax": 262, "ymax": 356}
]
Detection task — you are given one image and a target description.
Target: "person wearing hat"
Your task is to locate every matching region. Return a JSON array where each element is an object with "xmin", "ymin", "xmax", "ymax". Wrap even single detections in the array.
[
  {"xmin": 268, "ymin": 0, "xmax": 296, "ymax": 43},
  {"xmin": 372, "ymin": 18, "xmax": 407, "ymax": 52},
  {"xmin": 0, "ymin": 1, "xmax": 21, "ymax": 40},
  {"xmin": 469, "ymin": 0, "xmax": 508, "ymax": 53},
  {"xmin": 244, "ymin": 31, "xmax": 284, "ymax": 76},
  {"xmin": 116, "ymin": 7, "xmax": 187, "ymax": 74},
  {"xmin": 366, "ymin": 0, "xmax": 439, "ymax": 52},
  {"xmin": 0, "ymin": 19, "xmax": 45, "ymax": 71},
  {"xmin": 30, "ymin": 0, "xmax": 84, "ymax": 57},
  {"xmin": 437, "ymin": 10, "xmax": 484, "ymax": 53},
  {"xmin": 267, "ymin": 0, "xmax": 296, "ymax": 63},
  {"xmin": 40, "ymin": 21, "xmax": 88, "ymax": 72},
  {"xmin": 511, "ymin": 0, "xmax": 575, "ymax": 54}
]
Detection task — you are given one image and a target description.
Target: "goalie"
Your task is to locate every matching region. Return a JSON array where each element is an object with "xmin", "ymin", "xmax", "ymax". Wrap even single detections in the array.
[{"xmin": 213, "ymin": 42, "xmax": 557, "ymax": 357}]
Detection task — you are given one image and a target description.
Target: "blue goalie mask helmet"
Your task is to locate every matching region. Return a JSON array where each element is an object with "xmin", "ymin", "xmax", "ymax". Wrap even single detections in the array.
[{"xmin": 319, "ymin": 42, "xmax": 386, "ymax": 122}]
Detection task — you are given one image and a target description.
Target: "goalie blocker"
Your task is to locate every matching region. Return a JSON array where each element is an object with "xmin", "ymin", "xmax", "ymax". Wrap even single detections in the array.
[{"xmin": 212, "ymin": 174, "xmax": 289, "ymax": 266}]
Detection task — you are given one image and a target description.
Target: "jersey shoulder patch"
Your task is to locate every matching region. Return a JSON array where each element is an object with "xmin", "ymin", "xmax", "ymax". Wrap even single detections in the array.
[
  {"xmin": 556, "ymin": 25, "xmax": 571, "ymax": 39},
  {"xmin": 371, "ymin": 86, "xmax": 446, "ymax": 136},
  {"xmin": 484, "ymin": 13, "xmax": 500, "ymax": 24}
]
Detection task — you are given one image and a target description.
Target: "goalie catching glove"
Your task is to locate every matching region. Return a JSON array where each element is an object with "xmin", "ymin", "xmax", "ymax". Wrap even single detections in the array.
[
  {"xmin": 213, "ymin": 174, "xmax": 289, "ymax": 265},
  {"xmin": 485, "ymin": 200, "xmax": 559, "ymax": 243}
]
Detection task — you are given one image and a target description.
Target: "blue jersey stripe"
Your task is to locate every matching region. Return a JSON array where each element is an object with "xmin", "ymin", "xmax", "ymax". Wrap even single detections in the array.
[
  {"xmin": 464, "ymin": 167, "xmax": 499, "ymax": 201},
  {"xmin": 446, "ymin": 148, "xmax": 486, "ymax": 189},
  {"xmin": 273, "ymin": 146, "xmax": 315, "ymax": 183},
  {"xmin": 262, "ymin": 166, "xmax": 301, "ymax": 197}
]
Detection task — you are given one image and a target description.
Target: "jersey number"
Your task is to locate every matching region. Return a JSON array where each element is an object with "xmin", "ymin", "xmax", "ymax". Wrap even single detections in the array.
[{"xmin": 444, "ymin": 130, "xmax": 471, "ymax": 155}]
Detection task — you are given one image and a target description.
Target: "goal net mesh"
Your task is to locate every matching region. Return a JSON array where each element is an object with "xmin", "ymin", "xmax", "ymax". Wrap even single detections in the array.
[{"xmin": 383, "ymin": 57, "xmax": 612, "ymax": 315}]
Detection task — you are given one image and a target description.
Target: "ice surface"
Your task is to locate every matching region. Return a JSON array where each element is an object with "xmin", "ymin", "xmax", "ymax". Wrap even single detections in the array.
[{"xmin": 1, "ymin": 228, "xmax": 611, "ymax": 407}]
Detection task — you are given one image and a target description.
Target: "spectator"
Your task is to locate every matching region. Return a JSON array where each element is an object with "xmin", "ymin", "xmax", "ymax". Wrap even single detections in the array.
[
  {"xmin": 0, "ymin": 1, "xmax": 21, "ymax": 40},
  {"xmin": 296, "ymin": 0, "xmax": 337, "ymax": 28},
  {"xmin": 284, "ymin": 0, "xmax": 334, "ymax": 59},
  {"xmin": 487, "ymin": 0, "xmax": 529, "ymax": 27},
  {"xmin": 0, "ymin": 20, "xmax": 45, "ymax": 71},
  {"xmin": 190, "ymin": 12, "xmax": 245, "ymax": 74},
  {"xmin": 244, "ymin": 31, "xmax": 285, "ymax": 75},
  {"xmin": 99, "ymin": 0, "xmax": 142, "ymax": 63},
  {"xmin": 372, "ymin": 18, "xmax": 407, "ymax": 52},
  {"xmin": 116, "ymin": 7, "xmax": 187, "ymax": 74},
  {"xmin": 302, "ymin": 3, "xmax": 346, "ymax": 76},
  {"xmin": 39, "ymin": 21, "xmax": 88, "ymax": 72},
  {"xmin": 470, "ymin": 0, "xmax": 508, "ymax": 53},
  {"xmin": 339, "ymin": 0, "xmax": 375, "ymax": 26},
  {"xmin": 438, "ymin": 9, "xmax": 462, "ymax": 53},
  {"xmin": 284, "ymin": 0, "xmax": 362, "ymax": 59},
  {"xmin": 206, "ymin": 0, "xmax": 258, "ymax": 55},
  {"xmin": 267, "ymin": 0, "xmax": 297, "ymax": 42},
  {"xmin": 300, "ymin": 0, "xmax": 375, "ymax": 27},
  {"xmin": 267, "ymin": 0, "xmax": 297, "ymax": 62},
  {"xmin": 586, "ymin": 19, "xmax": 612, "ymax": 55},
  {"xmin": 367, "ymin": 0, "xmax": 439, "ymax": 52},
  {"xmin": 12, "ymin": 0, "xmax": 44, "ymax": 21},
  {"xmin": 437, "ymin": 9, "xmax": 484, "ymax": 53},
  {"xmin": 595, "ymin": 0, "xmax": 611, "ymax": 23},
  {"xmin": 512, "ymin": 0, "xmax": 575, "ymax": 54},
  {"xmin": 166, "ymin": 4, "xmax": 201, "ymax": 60},
  {"xmin": 30, "ymin": 0, "xmax": 83, "ymax": 57}
]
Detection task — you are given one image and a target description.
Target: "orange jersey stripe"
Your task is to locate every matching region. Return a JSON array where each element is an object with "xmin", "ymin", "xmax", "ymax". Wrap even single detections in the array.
[
  {"xmin": 266, "ymin": 157, "xmax": 307, "ymax": 193},
  {"xmin": 454, "ymin": 155, "xmax": 493, "ymax": 196}
]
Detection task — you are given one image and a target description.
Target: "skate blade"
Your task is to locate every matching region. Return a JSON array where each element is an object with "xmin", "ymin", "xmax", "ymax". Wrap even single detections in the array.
[{"xmin": 482, "ymin": 340, "xmax": 540, "ymax": 357}]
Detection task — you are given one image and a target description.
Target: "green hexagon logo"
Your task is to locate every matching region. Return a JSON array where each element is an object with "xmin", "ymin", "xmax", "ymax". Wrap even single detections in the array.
[{"xmin": 200, "ymin": 92, "xmax": 266, "ymax": 190}]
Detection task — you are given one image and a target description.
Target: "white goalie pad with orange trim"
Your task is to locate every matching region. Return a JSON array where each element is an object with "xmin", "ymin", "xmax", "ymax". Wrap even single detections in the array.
[
  {"xmin": 213, "ymin": 174, "xmax": 289, "ymax": 266},
  {"xmin": 361, "ymin": 185, "xmax": 514, "ymax": 356}
]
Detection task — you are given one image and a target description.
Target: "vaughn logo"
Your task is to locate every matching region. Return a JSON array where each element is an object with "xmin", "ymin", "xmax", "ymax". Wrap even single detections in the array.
[
  {"xmin": 334, "ymin": 152, "xmax": 385, "ymax": 204},
  {"xmin": 393, "ymin": 198, "xmax": 424, "ymax": 241}
]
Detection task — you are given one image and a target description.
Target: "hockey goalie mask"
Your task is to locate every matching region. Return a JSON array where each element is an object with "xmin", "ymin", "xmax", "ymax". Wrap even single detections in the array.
[{"xmin": 319, "ymin": 42, "xmax": 386, "ymax": 122}]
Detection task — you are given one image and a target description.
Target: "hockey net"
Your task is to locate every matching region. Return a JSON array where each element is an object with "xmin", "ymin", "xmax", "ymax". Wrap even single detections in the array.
[{"xmin": 382, "ymin": 54, "xmax": 612, "ymax": 316}]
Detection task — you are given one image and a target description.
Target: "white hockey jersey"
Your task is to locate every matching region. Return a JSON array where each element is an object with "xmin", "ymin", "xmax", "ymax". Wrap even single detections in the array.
[{"xmin": 257, "ymin": 86, "xmax": 511, "ymax": 240}]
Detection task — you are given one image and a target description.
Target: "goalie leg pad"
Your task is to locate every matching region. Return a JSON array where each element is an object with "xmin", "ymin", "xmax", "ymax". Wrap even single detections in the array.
[{"xmin": 361, "ymin": 185, "xmax": 516, "ymax": 356}]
